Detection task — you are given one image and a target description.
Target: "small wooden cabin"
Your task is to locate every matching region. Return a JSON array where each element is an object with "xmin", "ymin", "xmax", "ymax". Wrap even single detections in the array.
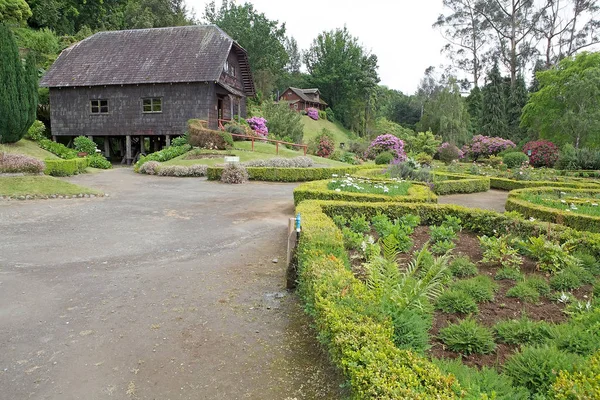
[{"xmin": 278, "ymin": 87, "xmax": 328, "ymax": 111}]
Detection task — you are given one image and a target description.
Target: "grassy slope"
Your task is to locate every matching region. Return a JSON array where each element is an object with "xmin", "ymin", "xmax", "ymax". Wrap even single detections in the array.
[
  {"xmin": 301, "ymin": 116, "xmax": 356, "ymax": 146},
  {"xmin": 164, "ymin": 141, "xmax": 348, "ymax": 167},
  {"xmin": 0, "ymin": 176, "xmax": 102, "ymax": 196},
  {"xmin": 0, "ymin": 139, "xmax": 58, "ymax": 160}
]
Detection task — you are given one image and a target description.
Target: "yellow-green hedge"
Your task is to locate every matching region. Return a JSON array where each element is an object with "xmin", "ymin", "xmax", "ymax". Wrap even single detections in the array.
[
  {"xmin": 293, "ymin": 179, "xmax": 437, "ymax": 205},
  {"xmin": 296, "ymin": 200, "xmax": 459, "ymax": 398},
  {"xmin": 550, "ymin": 350, "xmax": 600, "ymax": 399},
  {"xmin": 490, "ymin": 176, "xmax": 600, "ymax": 191},
  {"xmin": 44, "ymin": 157, "xmax": 88, "ymax": 176},
  {"xmin": 207, "ymin": 165, "xmax": 373, "ymax": 182},
  {"xmin": 506, "ymin": 187, "xmax": 600, "ymax": 233},
  {"xmin": 432, "ymin": 172, "xmax": 490, "ymax": 195}
]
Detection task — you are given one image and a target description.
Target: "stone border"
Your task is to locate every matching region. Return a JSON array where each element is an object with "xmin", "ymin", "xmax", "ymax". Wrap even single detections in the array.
[{"xmin": 1, "ymin": 193, "xmax": 109, "ymax": 201}]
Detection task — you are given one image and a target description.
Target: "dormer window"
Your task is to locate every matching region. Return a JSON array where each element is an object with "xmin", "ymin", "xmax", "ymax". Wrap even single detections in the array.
[{"xmin": 224, "ymin": 60, "xmax": 236, "ymax": 77}]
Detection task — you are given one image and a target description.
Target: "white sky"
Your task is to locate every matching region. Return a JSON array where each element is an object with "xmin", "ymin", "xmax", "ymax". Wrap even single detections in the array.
[{"xmin": 186, "ymin": 0, "xmax": 448, "ymax": 94}]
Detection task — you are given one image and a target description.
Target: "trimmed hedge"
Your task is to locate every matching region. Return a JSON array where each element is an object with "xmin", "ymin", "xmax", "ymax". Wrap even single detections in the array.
[
  {"xmin": 207, "ymin": 166, "xmax": 370, "ymax": 182},
  {"xmin": 432, "ymin": 172, "xmax": 490, "ymax": 195},
  {"xmin": 506, "ymin": 187, "xmax": 600, "ymax": 233},
  {"xmin": 293, "ymin": 179, "xmax": 437, "ymax": 205},
  {"xmin": 134, "ymin": 144, "xmax": 192, "ymax": 171},
  {"xmin": 296, "ymin": 201, "xmax": 459, "ymax": 398},
  {"xmin": 490, "ymin": 176, "xmax": 600, "ymax": 191},
  {"xmin": 38, "ymin": 139, "xmax": 78, "ymax": 159},
  {"xmin": 44, "ymin": 158, "xmax": 88, "ymax": 176}
]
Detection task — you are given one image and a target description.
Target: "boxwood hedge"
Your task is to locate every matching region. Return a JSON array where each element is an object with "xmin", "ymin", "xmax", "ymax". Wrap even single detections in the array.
[
  {"xmin": 432, "ymin": 172, "xmax": 490, "ymax": 195},
  {"xmin": 490, "ymin": 177, "xmax": 600, "ymax": 191},
  {"xmin": 207, "ymin": 165, "xmax": 373, "ymax": 182},
  {"xmin": 44, "ymin": 158, "xmax": 88, "ymax": 176}
]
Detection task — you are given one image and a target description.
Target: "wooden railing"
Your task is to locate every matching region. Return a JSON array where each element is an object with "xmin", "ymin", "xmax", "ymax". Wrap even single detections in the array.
[{"xmin": 218, "ymin": 119, "xmax": 307, "ymax": 156}]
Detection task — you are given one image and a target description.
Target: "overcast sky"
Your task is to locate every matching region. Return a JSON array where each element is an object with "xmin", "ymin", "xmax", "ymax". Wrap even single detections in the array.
[{"xmin": 186, "ymin": 0, "xmax": 448, "ymax": 94}]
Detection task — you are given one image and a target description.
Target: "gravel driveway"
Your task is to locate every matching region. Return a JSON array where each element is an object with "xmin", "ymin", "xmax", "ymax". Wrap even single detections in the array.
[{"xmin": 0, "ymin": 168, "xmax": 345, "ymax": 400}]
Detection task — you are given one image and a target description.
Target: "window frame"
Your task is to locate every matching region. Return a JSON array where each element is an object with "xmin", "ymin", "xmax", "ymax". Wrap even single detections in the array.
[
  {"xmin": 90, "ymin": 99, "xmax": 109, "ymax": 114},
  {"xmin": 142, "ymin": 97, "xmax": 163, "ymax": 114}
]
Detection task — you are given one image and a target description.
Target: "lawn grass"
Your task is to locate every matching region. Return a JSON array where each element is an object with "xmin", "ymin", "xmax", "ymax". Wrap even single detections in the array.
[
  {"xmin": 163, "ymin": 141, "xmax": 349, "ymax": 167},
  {"xmin": 327, "ymin": 179, "xmax": 412, "ymax": 196},
  {"xmin": 520, "ymin": 192, "xmax": 600, "ymax": 217},
  {"xmin": 0, "ymin": 176, "xmax": 101, "ymax": 196},
  {"xmin": 301, "ymin": 116, "xmax": 356, "ymax": 146},
  {"xmin": 0, "ymin": 139, "xmax": 58, "ymax": 160}
]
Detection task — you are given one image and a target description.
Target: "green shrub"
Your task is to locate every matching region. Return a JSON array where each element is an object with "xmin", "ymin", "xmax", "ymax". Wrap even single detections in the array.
[
  {"xmin": 73, "ymin": 136, "xmax": 97, "ymax": 155},
  {"xmin": 332, "ymin": 215, "xmax": 347, "ymax": 228},
  {"xmin": 431, "ymin": 239, "xmax": 456, "ymax": 255},
  {"xmin": 523, "ymin": 235, "xmax": 580, "ymax": 273},
  {"xmin": 263, "ymin": 102, "xmax": 304, "ymax": 144},
  {"xmin": 75, "ymin": 157, "xmax": 88, "ymax": 173},
  {"xmin": 415, "ymin": 152, "xmax": 433, "ymax": 166},
  {"xmin": 450, "ymin": 276, "xmax": 498, "ymax": 303},
  {"xmin": 438, "ymin": 318, "xmax": 496, "ymax": 355},
  {"xmin": 436, "ymin": 290, "xmax": 478, "ymax": 314},
  {"xmin": 325, "ymin": 107, "xmax": 335, "ymax": 122},
  {"xmin": 574, "ymin": 250, "xmax": 600, "ymax": 276},
  {"xmin": 25, "ymin": 120, "xmax": 46, "ymax": 141},
  {"xmin": 433, "ymin": 358, "xmax": 530, "ymax": 400},
  {"xmin": 430, "ymin": 224, "xmax": 457, "ymax": 243},
  {"xmin": 44, "ymin": 158, "xmax": 78, "ymax": 176},
  {"xmin": 88, "ymin": 154, "xmax": 111, "ymax": 169},
  {"xmin": 550, "ymin": 269, "xmax": 583, "ymax": 291},
  {"xmin": 494, "ymin": 316, "xmax": 552, "ymax": 345},
  {"xmin": 503, "ymin": 152, "xmax": 530, "ymax": 168},
  {"xmin": 390, "ymin": 308, "xmax": 432, "ymax": 353},
  {"xmin": 524, "ymin": 276, "xmax": 551, "ymax": 296},
  {"xmin": 550, "ymin": 323, "xmax": 600, "ymax": 355},
  {"xmin": 438, "ymin": 143, "xmax": 462, "ymax": 165},
  {"xmin": 341, "ymin": 227, "xmax": 363, "ymax": 250},
  {"xmin": 220, "ymin": 163, "xmax": 248, "ymax": 184},
  {"xmin": 506, "ymin": 282, "xmax": 540, "ymax": 303},
  {"xmin": 349, "ymin": 215, "xmax": 370, "ymax": 234},
  {"xmin": 220, "ymin": 131, "xmax": 234, "ymax": 146},
  {"xmin": 479, "ymin": 235, "xmax": 523, "ymax": 269},
  {"xmin": 550, "ymin": 350, "xmax": 600, "ymax": 399},
  {"xmin": 134, "ymin": 144, "xmax": 191, "ymax": 171},
  {"xmin": 375, "ymin": 151, "xmax": 394, "ymax": 165},
  {"xmin": 504, "ymin": 345, "xmax": 581, "ymax": 396},
  {"xmin": 171, "ymin": 135, "xmax": 188, "ymax": 147},
  {"xmin": 38, "ymin": 138, "xmax": 77, "ymax": 159},
  {"xmin": 449, "ymin": 256, "xmax": 478, "ymax": 278},
  {"xmin": 495, "ymin": 267, "xmax": 522, "ymax": 281}
]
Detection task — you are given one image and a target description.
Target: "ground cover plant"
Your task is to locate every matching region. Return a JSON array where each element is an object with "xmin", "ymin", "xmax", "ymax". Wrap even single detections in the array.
[
  {"xmin": 300, "ymin": 201, "xmax": 600, "ymax": 398},
  {"xmin": 327, "ymin": 175, "xmax": 412, "ymax": 196}
]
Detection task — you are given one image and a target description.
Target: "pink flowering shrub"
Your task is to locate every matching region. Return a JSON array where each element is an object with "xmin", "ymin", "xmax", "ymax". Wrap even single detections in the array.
[
  {"xmin": 307, "ymin": 107, "xmax": 319, "ymax": 121},
  {"xmin": 365, "ymin": 134, "xmax": 406, "ymax": 162},
  {"xmin": 462, "ymin": 135, "xmax": 516, "ymax": 160},
  {"xmin": 246, "ymin": 117, "xmax": 268, "ymax": 138},
  {"xmin": 522, "ymin": 140, "xmax": 559, "ymax": 167},
  {"xmin": 437, "ymin": 142, "xmax": 463, "ymax": 165},
  {"xmin": 0, "ymin": 152, "xmax": 45, "ymax": 173}
]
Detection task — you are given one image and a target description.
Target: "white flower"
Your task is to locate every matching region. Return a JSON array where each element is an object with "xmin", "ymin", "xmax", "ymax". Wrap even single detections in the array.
[
  {"xmin": 529, "ymin": 217, "xmax": 536, "ymax": 222},
  {"xmin": 561, "ymin": 200, "xmax": 566, "ymax": 204},
  {"xmin": 561, "ymin": 191, "xmax": 566, "ymax": 195},
  {"xmin": 331, "ymin": 174, "xmax": 338, "ymax": 177},
  {"xmin": 334, "ymin": 188, "xmax": 341, "ymax": 192},
  {"xmin": 593, "ymin": 203, "xmax": 598, "ymax": 206}
]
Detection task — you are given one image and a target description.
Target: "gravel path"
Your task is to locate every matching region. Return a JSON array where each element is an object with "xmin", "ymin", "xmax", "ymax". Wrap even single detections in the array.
[
  {"xmin": 0, "ymin": 169, "xmax": 345, "ymax": 400},
  {"xmin": 438, "ymin": 189, "xmax": 509, "ymax": 212}
]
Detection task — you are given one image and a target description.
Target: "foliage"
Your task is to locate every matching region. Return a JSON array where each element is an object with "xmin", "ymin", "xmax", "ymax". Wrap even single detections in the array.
[
  {"xmin": 24, "ymin": 121, "xmax": 47, "ymax": 142},
  {"xmin": 495, "ymin": 268, "xmax": 522, "ymax": 283},
  {"xmin": 348, "ymin": 214, "xmax": 370, "ymax": 234},
  {"xmin": 415, "ymin": 152, "xmax": 433, "ymax": 166},
  {"xmin": 522, "ymin": 235, "xmax": 578, "ymax": 273},
  {"xmin": 38, "ymin": 138, "xmax": 77, "ymax": 159},
  {"xmin": 139, "ymin": 160, "xmax": 161, "ymax": 175},
  {"xmin": 481, "ymin": 62, "xmax": 508, "ymax": 138},
  {"xmin": 262, "ymin": 102, "xmax": 304, "ymax": 144},
  {"xmin": 134, "ymin": 144, "xmax": 191, "ymax": 171},
  {"xmin": 374, "ymin": 151, "xmax": 394, "ymax": 165},
  {"xmin": 462, "ymin": 135, "xmax": 516, "ymax": 161},
  {"xmin": 436, "ymin": 290, "xmax": 479, "ymax": 314},
  {"xmin": 430, "ymin": 224, "xmax": 457, "ymax": 243},
  {"xmin": 390, "ymin": 308, "xmax": 432, "ymax": 353},
  {"xmin": 325, "ymin": 107, "xmax": 335, "ymax": 122},
  {"xmin": 0, "ymin": 152, "xmax": 45, "ymax": 173},
  {"xmin": 44, "ymin": 158, "xmax": 87, "ymax": 176},
  {"xmin": 450, "ymin": 276, "xmax": 498, "ymax": 303},
  {"xmin": 449, "ymin": 256, "xmax": 478, "ymax": 278},
  {"xmin": 479, "ymin": 235, "xmax": 523, "ymax": 269},
  {"xmin": 506, "ymin": 281, "xmax": 541, "ymax": 303},
  {"xmin": 308, "ymin": 129, "xmax": 335, "ymax": 158},
  {"xmin": 522, "ymin": 140, "xmax": 559, "ymax": 167},
  {"xmin": 73, "ymin": 136, "xmax": 97, "ymax": 155},
  {"xmin": 87, "ymin": 154, "xmax": 111, "ymax": 169},
  {"xmin": 220, "ymin": 163, "xmax": 248, "ymax": 184},
  {"xmin": 244, "ymin": 156, "xmax": 314, "ymax": 168},
  {"xmin": 386, "ymin": 161, "xmax": 432, "ymax": 183},
  {"xmin": 550, "ymin": 268, "xmax": 584, "ymax": 291},
  {"xmin": 504, "ymin": 346, "xmax": 581, "ymax": 396},
  {"xmin": 188, "ymin": 120, "xmax": 232, "ymax": 150},
  {"xmin": 405, "ymin": 130, "xmax": 442, "ymax": 156},
  {"xmin": 494, "ymin": 316, "xmax": 552, "ymax": 346},
  {"xmin": 0, "ymin": 24, "xmax": 38, "ymax": 144},
  {"xmin": 0, "ymin": 0, "xmax": 31, "ymax": 24},
  {"xmin": 431, "ymin": 239, "xmax": 456, "ymax": 255},
  {"xmin": 438, "ymin": 318, "xmax": 496, "ymax": 355},
  {"xmin": 521, "ymin": 52, "xmax": 600, "ymax": 149},
  {"xmin": 550, "ymin": 351, "xmax": 600, "ymax": 399},
  {"xmin": 365, "ymin": 134, "xmax": 406, "ymax": 161},
  {"xmin": 437, "ymin": 142, "xmax": 463, "ymax": 165},
  {"xmin": 503, "ymin": 152, "xmax": 529, "ymax": 169}
]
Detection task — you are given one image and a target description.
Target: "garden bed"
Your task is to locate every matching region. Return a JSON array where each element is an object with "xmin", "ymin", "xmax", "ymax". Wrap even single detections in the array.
[{"xmin": 184, "ymin": 151, "xmax": 235, "ymax": 160}]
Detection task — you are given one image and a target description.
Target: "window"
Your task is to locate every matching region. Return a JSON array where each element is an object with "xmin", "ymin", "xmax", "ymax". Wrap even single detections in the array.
[
  {"xmin": 142, "ymin": 98, "xmax": 162, "ymax": 113},
  {"xmin": 90, "ymin": 99, "xmax": 109, "ymax": 114},
  {"xmin": 224, "ymin": 60, "xmax": 236, "ymax": 77}
]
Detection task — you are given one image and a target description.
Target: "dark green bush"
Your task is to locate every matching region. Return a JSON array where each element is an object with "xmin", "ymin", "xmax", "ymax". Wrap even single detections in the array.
[
  {"xmin": 171, "ymin": 135, "xmax": 188, "ymax": 146},
  {"xmin": 24, "ymin": 120, "xmax": 46, "ymax": 141},
  {"xmin": 506, "ymin": 282, "xmax": 540, "ymax": 303},
  {"xmin": 438, "ymin": 143, "xmax": 462, "ymax": 165},
  {"xmin": 495, "ymin": 267, "xmax": 522, "ymax": 281},
  {"xmin": 504, "ymin": 346, "xmax": 581, "ymax": 395},
  {"xmin": 494, "ymin": 316, "xmax": 552, "ymax": 345},
  {"xmin": 551, "ymin": 324, "xmax": 600, "ymax": 356},
  {"xmin": 523, "ymin": 276, "xmax": 551, "ymax": 296},
  {"xmin": 550, "ymin": 269, "xmax": 583, "ymax": 291},
  {"xmin": 449, "ymin": 256, "xmax": 478, "ymax": 278},
  {"xmin": 263, "ymin": 102, "xmax": 304, "ymax": 144},
  {"xmin": 390, "ymin": 308, "xmax": 432, "ymax": 353},
  {"xmin": 349, "ymin": 215, "xmax": 370, "ymax": 234},
  {"xmin": 88, "ymin": 154, "xmax": 111, "ymax": 169},
  {"xmin": 325, "ymin": 107, "xmax": 335, "ymax": 121},
  {"xmin": 134, "ymin": 144, "xmax": 191, "ymax": 171},
  {"xmin": 220, "ymin": 131, "xmax": 234, "ymax": 146},
  {"xmin": 574, "ymin": 251, "xmax": 600, "ymax": 276},
  {"xmin": 436, "ymin": 290, "xmax": 478, "ymax": 314},
  {"xmin": 438, "ymin": 318, "xmax": 496, "ymax": 355},
  {"xmin": 431, "ymin": 239, "xmax": 455, "ymax": 255},
  {"xmin": 450, "ymin": 276, "xmax": 498, "ymax": 303},
  {"xmin": 375, "ymin": 151, "xmax": 394, "ymax": 165},
  {"xmin": 38, "ymin": 139, "xmax": 77, "ymax": 159},
  {"xmin": 502, "ymin": 152, "xmax": 529, "ymax": 168},
  {"xmin": 73, "ymin": 136, "xmax": 97, "ymax": 155}
]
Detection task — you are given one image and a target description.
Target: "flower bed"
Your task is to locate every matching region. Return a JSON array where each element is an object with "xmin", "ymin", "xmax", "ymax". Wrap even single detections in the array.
[
  {"xmin": 294, "ymin": 178, "xmax": 436, "ymax": 205},
  {"xmin": 206, "ymin": 165, "xmax": 374, "ymax": 182},
  {"xmin": 297, "ymin": 199, "xmax": 600, "ymax": 399},
  {"xmin": 506, "ymin": 187, "xmax": 600, "ymax": 232}
]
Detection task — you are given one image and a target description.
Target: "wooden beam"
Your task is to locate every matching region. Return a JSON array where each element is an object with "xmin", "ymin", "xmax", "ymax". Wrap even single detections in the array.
[
  {"xmin": 165, "ymin": 135, "xmax": 170, "ymax": 147},
  {"xmin": 104, "ymin": 136, "xmax": 110, "ymax": 158},
  {"xmin": 125, "ymin": 135, "xmax": 132, "ymax": 164}
]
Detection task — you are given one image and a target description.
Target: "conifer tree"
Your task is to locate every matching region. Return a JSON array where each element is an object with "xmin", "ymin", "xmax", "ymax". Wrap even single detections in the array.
[
  {"xmin": 466, "ymin": 86, "xmax": 483, "ymax": 134},
  {"xmin": 506, "ymin": 74, "xmax": 528, "ymax": 143},
  {"xmin": 481, "ymin": 62, "xmax": 507, "ymax": 138},
  {"xmin": 0, "ymin": 23, "xmax": 38, "ymax": 143}
]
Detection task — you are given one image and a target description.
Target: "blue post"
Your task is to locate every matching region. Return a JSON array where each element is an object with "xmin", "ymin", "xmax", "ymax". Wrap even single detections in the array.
[{"xmin": 295, "ymin": 213, "xmax": 301, "ymax": 232}]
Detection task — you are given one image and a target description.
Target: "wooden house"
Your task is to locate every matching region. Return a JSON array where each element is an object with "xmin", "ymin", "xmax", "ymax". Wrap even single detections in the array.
[
  {"xmin": 40, "ymin": 25, "xmax": 255, "ymax": 163},
  {"xmin": 278, "ymin": 87, "xmax": 328, "ymax": 111}
]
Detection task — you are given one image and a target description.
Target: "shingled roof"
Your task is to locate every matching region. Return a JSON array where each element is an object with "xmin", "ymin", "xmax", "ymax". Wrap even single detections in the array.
[
  {"xmin": 286, "ymin": 87, "xmax": 328, "ymax": 105},
  {"xmin": 40, "ymin": 25, "xmax": 254, "ymax": 96}
]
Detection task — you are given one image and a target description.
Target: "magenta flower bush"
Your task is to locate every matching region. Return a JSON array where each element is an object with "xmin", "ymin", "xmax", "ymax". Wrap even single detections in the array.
[
  {"xmin": 366, "ymin": 134, "xmax": 406, "ymax": 162},
  {"xmin": 307, "ymin": 107, "xmax": 319, "ymax": 121},
  {"xmin": 522, "ymin": 140, "xmax": 559, "ymax": 167},
  {"xmin": 0, "ymin": 152, "xmax": 45, "ymax": 173},
  {"xmin": 246, "ymin": 117, "xmax": 268, "ymax": 138},
  {"xmin": 462, "ymin": 135, "xmax": 516, "ymax": 160}
]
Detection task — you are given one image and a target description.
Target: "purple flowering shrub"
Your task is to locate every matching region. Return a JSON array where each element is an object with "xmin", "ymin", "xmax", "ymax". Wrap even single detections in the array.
[
  {"xmin": 437, "ymin": 142, "xmax": 463, "ymax": 165},
  {"xmin": 246, "ymin": 117, "xmax": 268, "ymax": 138},
  {"xmin": 365, "ymin": 134, "xmax": 406, "ymax": 162},
  {"xmin": 462, "ymin": 135, "xmax": 516, "ymax": 160},
  {"xmin": 522, "ymin": 140, "xmax": 559, "ymax": 167},
  {"xmin": 307, "ymin": 107, "xmax": 319, "ymax": 121},
  {"xmin": 0, "ymin": 152, "xmax": 45, "ymax": 173}
]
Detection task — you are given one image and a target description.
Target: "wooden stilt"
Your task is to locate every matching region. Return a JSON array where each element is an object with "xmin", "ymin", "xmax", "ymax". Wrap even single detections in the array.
[
  {"xmin": 237, "ymin": 99, "xmax": 241, "ymax": 123},
  {"xmin": 126, "ymin": 135, "xmax": 132, "ymax": 165},
  {"xmin": 104, "ymin": 136, "xmax": 110, "ymax": 158},
  {"xmin": 52, "ymin": 135, "xmax": 57, "ymax": 142},
  {"xmin": 165, "ymin": 135, "xmax": 170, "ymax": 147},
  {"xmin": 139, "ymin": 135, "xmax": 144, "ymax": 155}
]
